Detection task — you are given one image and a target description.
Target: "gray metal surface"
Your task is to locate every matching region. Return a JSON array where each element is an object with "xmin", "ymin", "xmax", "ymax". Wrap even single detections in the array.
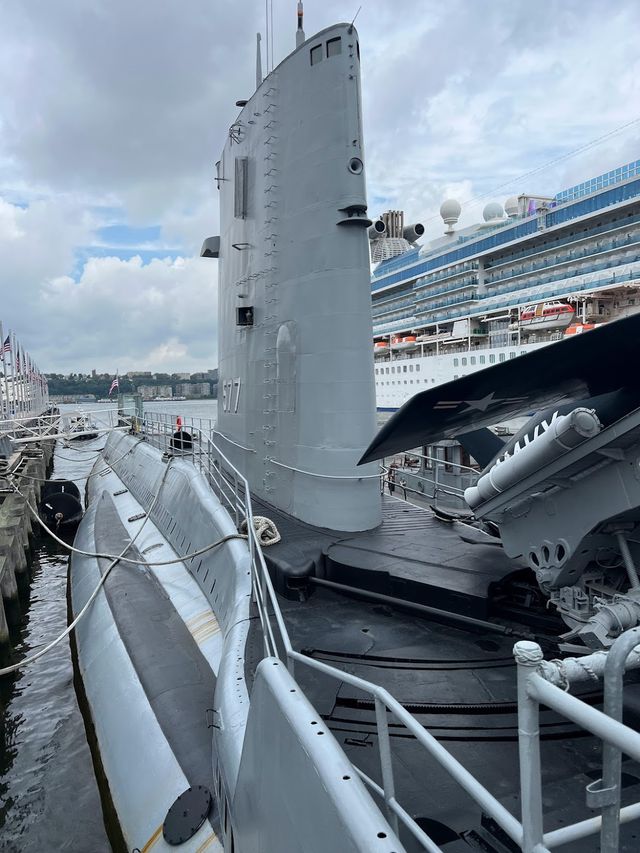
[
  {"xmin": 90, "ymin": 490, "xmax": 218, "ymax": 793},
  {"xmin": 232, "ymin": 658, "xmax": 403, "ymax": 853},
  {"xmin": 212, "ymin": 23, "xmax": 381, "ymax": 532}
]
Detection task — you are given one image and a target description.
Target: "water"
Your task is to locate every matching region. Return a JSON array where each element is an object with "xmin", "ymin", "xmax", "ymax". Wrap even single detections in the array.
[{"xmin": 0, "ymin": 400, "xmax": 217, "ymax": 852}]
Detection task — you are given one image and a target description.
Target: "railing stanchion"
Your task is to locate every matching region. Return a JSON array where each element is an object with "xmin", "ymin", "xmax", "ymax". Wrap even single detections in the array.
[
  {"xmin": 600, "ymin": 626, "xmax": 640, "ymax": 852},
  {"xmin": 514, "ymin": 641, "xmax": 545, "ymax": 853},
  {"xmin": 375, "ymin": 696, "xmax": 400, "ymax": 838}
]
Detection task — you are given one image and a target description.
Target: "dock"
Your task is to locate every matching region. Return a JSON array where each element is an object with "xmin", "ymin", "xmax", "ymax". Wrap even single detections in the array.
[{"xmin": 0, "ymin": 422, "xmax": 55, "ymax": 664}]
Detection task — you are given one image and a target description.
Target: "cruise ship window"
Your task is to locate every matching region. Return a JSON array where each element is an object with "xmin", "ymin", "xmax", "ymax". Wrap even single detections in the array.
[
  {"xmin": 454, "ymin": 375, "xmax": 459, "ymax": 380},
  {"xmin": 326, "ymin": 37, "xmax": 342, "ymax": 57},
  {"xmin": 470, "ymin": 357, "xmax": 476, "ymax": 365},
  {"xmin": 490, "ymin": 355, "xmax": 496, "ymax": 363},
  {"xmin": 416, "ymin": 364, "xmax": 420, "ymax": 371},
  {"xmin": 499, "ymin": 353, "xmax": 506, "ymax": 362},
  {"xmin": 409, "ymin": 365, "xmax": 413, "ymax": 372},
  {"xmin": 404, "ymin": 380, "xmax": 407, "ymax": 385},
  {"xmin": 403, "ymin": 365, "xmax": 407, "ymax": 373},
  {"xmin": 510, "ymin": 352, "xmax": 516, "ymax": 359},
  {"xmin": 391, "ymin": 367, "xmax": 395, "ymax": 373},
  {"xmin": 310, "ymin": 44, "xmax": 322, "ymax": 65},
  {"xmin": 480, "ymin": 355, "xmax": 485, "ymax": 364},
  {"xmin": 453, "ymin": 358, "xmax": 459, "ymax": 367},
  {"xmin": 461, "ymin": 358, "xmax": 467, "ymax": 366}
]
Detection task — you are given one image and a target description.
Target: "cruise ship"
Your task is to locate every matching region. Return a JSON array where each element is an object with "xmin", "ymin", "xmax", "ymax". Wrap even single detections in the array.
[{"xmin": 371, "ymin": 160, "xmax": 640, "ymax": 411}]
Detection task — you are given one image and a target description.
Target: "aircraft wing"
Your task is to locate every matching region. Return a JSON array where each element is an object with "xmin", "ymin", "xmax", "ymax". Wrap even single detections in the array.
[{"xmin": 359, "ymin": 313, "xmax": 640, "ymax": 464}]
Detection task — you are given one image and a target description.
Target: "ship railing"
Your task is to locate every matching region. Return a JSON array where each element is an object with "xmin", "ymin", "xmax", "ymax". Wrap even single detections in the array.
[
  {"xmin": 408, "ymin": 267, "xmax": 639, "ymax": 328},
  {"xmin": 137, "ymin": 411, "xmax": 246, "ymax": 528},
  {"xmin": 380, "ymin": 451, "xmax": 477, "ymax": 513},
  {"xmin": 134, "ymin": 414, "xmax": 640, "ymax": 851},
  {"xmin": 236, "ymin": 466, "xmax": 640, "ymax": 850},
  {"xmin": 487, "ymin": 211, "xmax": 640, "ymax": 274},
  {"xmin": 0, "ymin": 412, "xmax": 61, "ymax": 442},
  {"xmin": 485, "ymin": 233, "xmax": 640, "ymax": 287},
  {"xmin": 0, "ymin": 407, "xmax": 126, "ymax": 445}
]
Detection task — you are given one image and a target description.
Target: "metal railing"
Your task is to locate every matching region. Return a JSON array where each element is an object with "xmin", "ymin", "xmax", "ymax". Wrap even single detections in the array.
[
  {"xmin": 106, "ymin": 413, "xmax": 640, "ymax": 851},
  {"xmin": 515, "ymin": 634, "xmax": 640, "ymax": 852},
  {"xmin": 380, "ymin": 450, "xmax": 477, "ymax": 513},
  {"xmin": 0, "ymin": 407, "xmax": 135, "ymax": 444}
]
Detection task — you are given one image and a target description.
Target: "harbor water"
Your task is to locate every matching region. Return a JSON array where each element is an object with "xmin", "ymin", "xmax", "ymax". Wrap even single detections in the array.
[{"xmin": 0, "ymin": 400, "xmax": 217, "ymax": 852}]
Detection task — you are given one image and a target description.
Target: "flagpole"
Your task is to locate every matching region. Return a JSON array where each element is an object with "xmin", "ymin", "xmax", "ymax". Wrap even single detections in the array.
[
  {"xmin": 25, "ymin": 350, "xmax": 30, "ymax": 416},
  {"xmin": 17, "ymin": 337, "xmax": 26, "ymax": 416},
  {"xmin": 0, "ymin": 321, "xmax": 9, "ymax": 421},
  {"xmin": 28, "ymin": 353, "xmax": 34, "ymax": 415},
  {"xmin": 8, "ymin": 331, "xmax": 17, "ymax": 418},
  {"xmin": 14, "ymin": 335, "xmax": 24, "ymax": 416}
]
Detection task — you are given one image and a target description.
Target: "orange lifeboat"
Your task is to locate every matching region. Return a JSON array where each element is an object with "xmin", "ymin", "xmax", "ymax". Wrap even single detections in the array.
[
  {"xmin": 392, "ymin": 335, "xmax": 419, "ymax": 351},
  {"xmin": 519, "ymin": 301, "xmax": 574, "ymax": 330},
  {"xmin": 564, "ymin": 322, "xmax": 596, "ymax": 336},
  {"xmin": 374, "ymin": 340, "xmax": 389, "ymax": 350}
]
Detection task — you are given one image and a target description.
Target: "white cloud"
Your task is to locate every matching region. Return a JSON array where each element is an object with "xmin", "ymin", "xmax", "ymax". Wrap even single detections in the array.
[
  {"xmin": 0, "ymin": 0, "xmax": 638, "ymax": 372},
  {"xmin": 39, "ymin": 255, "xmax": 218, "ymax": 373}
]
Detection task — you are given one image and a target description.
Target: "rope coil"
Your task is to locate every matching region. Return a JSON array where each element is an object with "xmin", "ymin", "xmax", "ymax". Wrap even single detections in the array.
[{"xmin": 239, "ymin": 515, "xmax": 281, "ymax": 546}]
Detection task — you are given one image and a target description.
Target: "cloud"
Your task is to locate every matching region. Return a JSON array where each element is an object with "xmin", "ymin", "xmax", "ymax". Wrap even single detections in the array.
[
  {"xmin": 39, "ymin": 254, "xmax": 218, "ymax": 373},
  {"xmin": 0, "ymin": 0, "xmax": 638, "ymax": 372}
]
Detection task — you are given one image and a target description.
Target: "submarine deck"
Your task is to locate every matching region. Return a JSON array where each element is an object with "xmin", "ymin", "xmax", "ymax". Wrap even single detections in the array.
[{"xmin": 249, "ymin": 493, "xmax": 640, "ymax": 852}]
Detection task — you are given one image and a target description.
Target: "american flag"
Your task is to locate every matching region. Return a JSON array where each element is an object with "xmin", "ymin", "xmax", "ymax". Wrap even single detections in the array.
[
  {"xmin": 108, "ymin": 375, "xmax": 119, "ymax": 395},
  {"xmin": 0, "ymin": 335, "xmax": 10, "ymax": 361}
]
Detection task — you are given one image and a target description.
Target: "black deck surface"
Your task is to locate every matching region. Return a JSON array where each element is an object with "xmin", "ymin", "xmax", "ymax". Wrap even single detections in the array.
[
  {"xmin": 253, "ymin": 494, "xmax": 525, "ymax": 618},
  {"xmin": 250, "ymin": 495, "xmax": 640, "ymax": 852},
  {"xmin": 92, "ymin": 492, "xmax": 219, "ymax": 820}
]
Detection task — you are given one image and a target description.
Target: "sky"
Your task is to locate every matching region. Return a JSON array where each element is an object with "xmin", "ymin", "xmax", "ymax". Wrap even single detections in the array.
[{"xmin": 0, "ymin": 0, "xmax": 638, "ymax": 374}]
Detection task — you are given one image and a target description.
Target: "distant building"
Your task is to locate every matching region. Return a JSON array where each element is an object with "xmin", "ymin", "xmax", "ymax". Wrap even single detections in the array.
[
  {"xmin": 190, "ymin": 382, "xmax": 211, "ymax": 397},
  {"xmin": 190, "ymin": 372, "xmax": 209, "ymax": 382},
  {"xmin": 174, "ymin": 382, "xmax": 211, "ymax": 398},
  {"xmin": 174, "ymin": 372, "xmax": 191, "ymax": 381},
  {"xmin": 127, "ymin": 371, "xmax": 152, "ymax": 379},
  {"xmin": 138, "ymin": 384, "xmax": 173, "ymax": 400}
]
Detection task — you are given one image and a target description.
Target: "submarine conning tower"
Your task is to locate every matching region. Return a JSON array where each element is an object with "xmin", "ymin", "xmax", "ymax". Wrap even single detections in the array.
[{"xmin": 204, "ymin": 23, "xmax": 381, "ymax": 532}]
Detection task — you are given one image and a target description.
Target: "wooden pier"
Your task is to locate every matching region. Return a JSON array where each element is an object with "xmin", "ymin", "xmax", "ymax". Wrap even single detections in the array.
[{"xmin": 0, "ymin": 439, "xmax": 54, "ymax": 663}]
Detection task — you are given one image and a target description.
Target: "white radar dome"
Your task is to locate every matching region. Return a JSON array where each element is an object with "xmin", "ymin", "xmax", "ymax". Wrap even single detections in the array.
[
  {"xmin": 483, "ymin": 201, "xmax": 504, "ymax": 222},
  {"xmin": 505, "ymin": 196, "xmax": 519, "ymax": 217},
  {"xmin": 440, "ymin": 199, "xmax": 461, "ymax": 225}
]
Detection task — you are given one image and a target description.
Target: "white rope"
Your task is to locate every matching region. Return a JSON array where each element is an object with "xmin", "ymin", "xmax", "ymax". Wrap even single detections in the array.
[
  {"xmin": 0, "ymin": 442, "xmax": 260, "ymax": 676},
  {"xmin": 239, "ymin": 515, "xmax": 281, "ymax": 546},
  {"xmin": 8, "ymin": 478, "xmax": 245, "ymax": 569},
  {"xmin": 0, "ymin": 462, "xmax": 172, "ymax": 677}
]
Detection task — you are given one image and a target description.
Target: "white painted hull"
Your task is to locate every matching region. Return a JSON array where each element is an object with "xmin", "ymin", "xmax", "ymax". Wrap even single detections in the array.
[{"xmin": 374, "ymin": 339, "xmax": 550, "ymax": 411}]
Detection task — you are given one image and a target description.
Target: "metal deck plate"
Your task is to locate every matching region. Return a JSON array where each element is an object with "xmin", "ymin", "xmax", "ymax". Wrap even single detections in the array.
[{"xmin": 163, "ymin": 785, "xmax": 212, "ymax": 846}]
